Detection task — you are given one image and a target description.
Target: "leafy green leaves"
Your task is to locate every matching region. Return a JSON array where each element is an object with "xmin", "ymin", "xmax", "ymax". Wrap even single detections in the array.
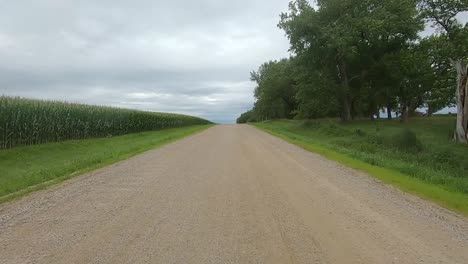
[{"xmin": 239, "ymin": 0, "xmax": 465, "ymax": 125}]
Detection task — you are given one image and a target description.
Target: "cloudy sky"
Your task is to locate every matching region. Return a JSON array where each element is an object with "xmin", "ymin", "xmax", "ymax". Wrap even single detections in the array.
[
  {"xmin": 0, "ymin": 0, "xmax": 290, "ymax": 123},
  {"xmin": 1, "ymin": 2, "xmax": 466, "ymax": 123}
]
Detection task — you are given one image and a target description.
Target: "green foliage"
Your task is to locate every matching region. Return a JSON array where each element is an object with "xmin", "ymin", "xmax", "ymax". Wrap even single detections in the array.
[
  {"xmin": 420, "ymin": 36, "xmax": 457, "ymax": 114},
  {"xmin": 0, "ymin": 125, "xmax": 211, "ymax": 201},
  {"xmin": 236, "ymin": 110, "xmax": 255, "ymax": 124},
  {"xmin": 250, "ymin": 59, "xmax": 297, "ymax": 120},
  {"xmin": 277, "ymin": 0, "xmax": 424, "ymax": 121},
  {"xmin": 0, "ymin": 96, "xmax": 211, "ymax": 149},
  {"xmin": 293, "ymin": 60, "xmax": 340, "ymax": 119},
  {"xmin": 418, "ymin": 0, "xmax": 468, "ymax": 52},
  {"xmin": 388, "ymin": 128, "xmax": 423, "ymax": 152},
  {"xmin": 354, "ymin": 128, "xmax": 366, "ymax": 137},
  {"xmin": 238, "ymin": 0, "xmax": 464, "ymax": 124}
]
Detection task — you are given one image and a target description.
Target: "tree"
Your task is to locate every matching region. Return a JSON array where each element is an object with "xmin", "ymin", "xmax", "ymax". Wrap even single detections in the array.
[
  {"xmin": 418, "ymin": 0, "xmax": 468, "ymax": 142},
  {"xmin": 420, "ymin": 36, "xmax": 456, "ymax": 116},
  {"xmin": 382, "ymin": 46, "xmax": 434, "ymax": 122},
  {"xmin": 455, "ymin": 59, "xmax": 468, "ymax": 142},
  {"xmin": 236, "ymin": 110, "xmax": 255, "ymax": 124},
  {"xmin": 237, "ymin": 0, "xmax": 462, "ymax": 130},
  {"xmin": 279, "ymin": 0, "xmax": 423, "ymax": 121},
  {"xmin": 292, "ymin": 55, "xmax": 340, "ymax": 119},
  {"xmin": 250, "ymin": 59, "xmax": 297, "ymax": 120}
]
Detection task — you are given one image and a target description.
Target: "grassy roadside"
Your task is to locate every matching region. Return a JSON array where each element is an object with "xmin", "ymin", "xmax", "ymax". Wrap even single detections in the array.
[
  {"xmin": 0, "ymin": 125, "xmax": 213, "ymax": 203},
  {"xmin": 252, "ymin": 119, "xmax": 468, "ymax": 216}
]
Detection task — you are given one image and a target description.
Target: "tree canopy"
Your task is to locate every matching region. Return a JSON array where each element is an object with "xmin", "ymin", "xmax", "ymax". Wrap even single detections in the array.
[{"xmin": 238, "ymin": 0, "xmax": 468, "ymax": 142}]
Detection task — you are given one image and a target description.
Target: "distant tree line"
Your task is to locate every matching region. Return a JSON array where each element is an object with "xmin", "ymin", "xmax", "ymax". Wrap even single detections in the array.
[{"xmin": 237, "ymin": 0, "xmax": 468, "ymax": 143}]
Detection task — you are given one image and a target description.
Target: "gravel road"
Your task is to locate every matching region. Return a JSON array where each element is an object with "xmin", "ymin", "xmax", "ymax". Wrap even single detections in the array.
[{"xmin": 0, "ymin": 125, "xmax": 467, "ymax": 264}]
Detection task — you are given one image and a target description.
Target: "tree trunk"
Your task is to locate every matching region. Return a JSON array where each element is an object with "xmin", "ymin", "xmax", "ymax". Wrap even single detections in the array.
[
  {"xmin": 454, "ymin": 61, "xmax": 468, "ymax": 143},
  {"xmin": 401, "ymin": 102, "xmax": 409, "ymax": 123},
  {"xmin": 342, "ymin": 96, "xmax": 352, "ymax": 121},
  {"xmin": 337, "ymin": 58, "xmax": 352, "ymax": 122},
  {"xmin": 387, "ymin": 105, "xmax": 392, "ymax": 120},
  {"xmin": 427, "ymin": 104, "xmax": 434, "ymax": 117},
  {"xmin": 408, "ymin": 98, "xmax": 418, "ymax": 117},
  {"xmin": 341, "ymin": 96, "xmax": 352, "ymax": 122}
]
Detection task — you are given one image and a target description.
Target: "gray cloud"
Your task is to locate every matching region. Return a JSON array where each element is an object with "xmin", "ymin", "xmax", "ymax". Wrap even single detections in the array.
[
  {"xmin": 3, "ymin": 2, "xmax": 464, "ymax": 123},
  {"xmin": 0, "ymin": 0, "xmax": 291, "ymax": 123}
]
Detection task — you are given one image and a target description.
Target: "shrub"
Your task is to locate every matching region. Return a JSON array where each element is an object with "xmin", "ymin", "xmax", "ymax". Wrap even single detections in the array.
[
  {"xmin": 300, "ymin": 120, "xmax": 322, "ymax": 129},
  {"xmin": 236, "ymin": 110, "xmax": 255, "ymax": 124},
  {"xmin": 430, "ymin": 149, "xmax": 454, "ymax": 165},
  {"xmin": 319, "ymin": 122, "xmax": 349, "ymax": 136},
  {"xmin": 389, "ymin": 128, "xmax": 423, "ymax": 152},
  {"xmin": 354, "ymin": 128, "xmax": 366, "ymax": 137}
]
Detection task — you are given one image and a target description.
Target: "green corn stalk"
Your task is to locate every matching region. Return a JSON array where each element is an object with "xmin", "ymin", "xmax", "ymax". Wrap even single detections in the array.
[{"xmin": 0, "ymin": 96, "xmax": 211, "ymax": 149}]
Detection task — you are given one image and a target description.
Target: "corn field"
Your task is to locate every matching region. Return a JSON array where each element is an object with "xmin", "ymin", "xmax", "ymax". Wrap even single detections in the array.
[{"xmin": 0, "ymin": 96, "xmax": 212, "ymax": 149}]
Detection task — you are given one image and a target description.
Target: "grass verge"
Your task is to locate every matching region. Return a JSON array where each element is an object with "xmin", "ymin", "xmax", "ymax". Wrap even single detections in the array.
[
  {"xmin": 252, "ymin": 119, "xmax": 468, "ymax": 216},
  {"xmin": 0, "ymin": 125, "xmax": 213, "ymax": 203}
]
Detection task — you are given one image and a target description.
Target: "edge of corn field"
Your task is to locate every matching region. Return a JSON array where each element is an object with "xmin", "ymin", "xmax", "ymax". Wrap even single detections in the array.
[{"xmin": 1, "ymin": 96, "xmax": 212, "ymax": 150}]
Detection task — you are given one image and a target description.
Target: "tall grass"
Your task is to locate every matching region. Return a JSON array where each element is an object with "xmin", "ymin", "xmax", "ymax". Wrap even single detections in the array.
[
  {"xmin": 0, "ymin": 96, "xmax": 211, "ymax": 149},
  {"xmin": 254, "ymin": 118, "xmax": 468, "ymax": 194}
]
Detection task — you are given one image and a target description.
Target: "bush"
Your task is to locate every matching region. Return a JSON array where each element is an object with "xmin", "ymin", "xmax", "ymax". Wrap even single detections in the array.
[
  {"xmin": 389, "ymin": 128, "xmax": 423, "ymax": 152},
  {"xmin": 430, "ymin": 149, "xmax": 454, "ymax": 165},
  {"xmin": 354, "ymin": 128, "xmax": 366, "ymax": 137},
  {"xmin": 319, "ymin": 122, "xmax": 350, "ymax": 137},
  {"xmin": 367, "ymin": 133, "xmax": 384, "ymax": 146},
  {"xmin": 236, "ymin": 110, "xmax": 255, "ymax": 124},
  {"xmin": 300, "ymin": 120, "xmax": 322, "ymax": 128}
]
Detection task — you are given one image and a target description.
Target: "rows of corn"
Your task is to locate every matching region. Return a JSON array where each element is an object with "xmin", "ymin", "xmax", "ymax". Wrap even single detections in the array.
[{"xmin": 0, "ymin": 96, "xmax": 212, "ymax": 149}]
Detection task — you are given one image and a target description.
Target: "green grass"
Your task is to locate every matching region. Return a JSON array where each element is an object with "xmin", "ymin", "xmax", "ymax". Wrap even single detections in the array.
[
  {"xmin": 0, "ymin": 125, "xmax": 213, "ymax": 202},
  {"xmin": 252, "ymin": 117, "xmax": 468, "ymax": 215}
]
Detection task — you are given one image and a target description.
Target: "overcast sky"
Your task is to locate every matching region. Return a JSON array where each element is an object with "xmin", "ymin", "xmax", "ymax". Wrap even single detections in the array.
[
  {"xmin": 0, "ymin": 0, "xmax": 290, "ymax": 123},
  {"xmin": 1, "ymin": 2, "xmax": 466, "ymax": 123}
]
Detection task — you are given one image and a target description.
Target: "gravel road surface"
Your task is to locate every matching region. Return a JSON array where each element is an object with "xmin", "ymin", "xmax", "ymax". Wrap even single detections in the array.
[{"xmin": 0, "ymin": 125, "xmax": 467, "ymax": 264}]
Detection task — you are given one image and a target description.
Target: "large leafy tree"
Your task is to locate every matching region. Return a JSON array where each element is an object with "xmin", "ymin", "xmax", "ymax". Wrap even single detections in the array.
[
  {"xmin": 237, "ymin": 0, "xmax": 464, "ymax": 140},
  {"xmin": 383, "ymin": 46, "xmax": 434, "ymax": 122},
  {"xmin": 292, "ymin": 55, "xmax": 340, "ymax": 119},
  {"xmin": 420, "ymin": 36, "xmax": 456, "ymax": 116},
  {"xmin": 278, "ymin": 0, "xmax": 423, "ymax": 121},
  {"xmin": 250, "ymin": 59, "xmax": 297, "ymax": 120},
  {"xmin": 418, "ymin": 0, "xmax": 468, "ymax": 142}
]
